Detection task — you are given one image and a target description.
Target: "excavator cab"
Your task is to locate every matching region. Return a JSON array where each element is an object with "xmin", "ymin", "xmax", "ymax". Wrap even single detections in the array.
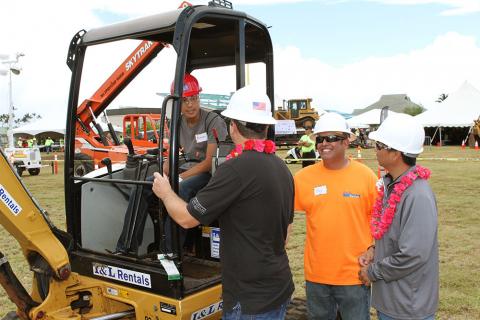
[
  {"xmin": 0, "ymin": 2, "xmax": 274, "ymax": 320},
  {"xmin": 66, "ymin": 1, "xmax": 274, "ymax": 318}
]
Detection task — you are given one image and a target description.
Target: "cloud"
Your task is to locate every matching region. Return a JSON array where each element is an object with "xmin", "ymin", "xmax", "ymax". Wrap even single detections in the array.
[
  {"xmin": 273, "ymin": 32, "xmax": 480, "ymax": 112},
  {"xmin": 366, "ymin": 0, "xmax": 480, "ymax": 15}
]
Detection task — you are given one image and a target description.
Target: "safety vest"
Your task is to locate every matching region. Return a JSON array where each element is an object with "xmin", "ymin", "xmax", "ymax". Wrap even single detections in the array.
[{"xmin": 45, "ymin": 139, "xmax": 54, "ymax": 147}]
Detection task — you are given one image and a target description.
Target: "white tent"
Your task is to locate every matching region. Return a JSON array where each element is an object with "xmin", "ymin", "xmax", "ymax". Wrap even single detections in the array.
[
  {"xmin": 12, "ymin": 119, "xmax": 120, "ymax": 136},
  {"xmin": 12, "ymin": 118, "xmax": 66, "ymax": 135},
  {"xmin": 415, "ymin": 81, "xmax": 480, "ymax": 127},
  {"xmin": 347, "ymin": 109, "xmax": 400, "ymax": 128}
]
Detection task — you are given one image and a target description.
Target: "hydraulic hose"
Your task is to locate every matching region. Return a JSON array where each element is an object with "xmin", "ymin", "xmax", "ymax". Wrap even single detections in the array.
[{"xmin": 0, "ymin": 251, "xmax": 39, "ymax": 320}]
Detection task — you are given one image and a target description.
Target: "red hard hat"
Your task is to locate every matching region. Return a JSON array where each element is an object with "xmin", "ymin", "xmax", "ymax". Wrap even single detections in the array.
[{"xmin": 170, "ymin": 73, "xmax": 202, "ymax": 97}]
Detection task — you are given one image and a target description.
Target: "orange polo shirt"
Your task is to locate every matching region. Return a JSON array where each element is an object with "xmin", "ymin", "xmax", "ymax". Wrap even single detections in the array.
[{"xmin": 294, "ymin": 160, "xmax": 377, "ymax": 285}]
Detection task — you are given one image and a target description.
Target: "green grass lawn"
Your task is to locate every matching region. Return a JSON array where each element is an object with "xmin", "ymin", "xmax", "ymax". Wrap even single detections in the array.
[{"xmin": 1, "ymin": 147, "xmax": 479, "ymax": 319}]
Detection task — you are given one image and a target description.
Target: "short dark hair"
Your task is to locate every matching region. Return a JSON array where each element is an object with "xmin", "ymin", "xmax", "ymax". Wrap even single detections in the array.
[
  {"xmin": 401, "ymin": 153, "xmax": 417, "ymax": 166},
  {"xmin": 233, "ymin": 119, "xmax": 268, "ymax": 139}
]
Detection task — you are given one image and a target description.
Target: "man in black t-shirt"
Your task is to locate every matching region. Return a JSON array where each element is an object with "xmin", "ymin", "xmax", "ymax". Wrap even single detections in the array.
[{"xmin": 153, "ymin": 85, "xmax": 294, "ymax": 319}]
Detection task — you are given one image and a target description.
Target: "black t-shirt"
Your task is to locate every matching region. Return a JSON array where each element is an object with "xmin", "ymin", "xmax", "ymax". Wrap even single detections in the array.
[{"xmin": 187, "ymin": 150, "xmax": 295, "ymax": 314}]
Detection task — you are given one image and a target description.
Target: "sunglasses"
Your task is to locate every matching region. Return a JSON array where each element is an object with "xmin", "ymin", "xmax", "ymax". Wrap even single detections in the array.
[
  {"xmin": 182, "ymin": 95, "xmax": 199, "ymax": 105},
  {"xmin": 375, "ymin": 141, "xmax": 393, "ymax": 151},
  {"xmin": 316, "ymin": 135, "xmax": 346, "ymax": 144}
]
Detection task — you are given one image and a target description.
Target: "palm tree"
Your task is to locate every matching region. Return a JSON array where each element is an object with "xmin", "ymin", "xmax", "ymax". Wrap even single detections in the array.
[{"xmin": 436, "ymin": 93, "xmax": 448, "ymax": 103}]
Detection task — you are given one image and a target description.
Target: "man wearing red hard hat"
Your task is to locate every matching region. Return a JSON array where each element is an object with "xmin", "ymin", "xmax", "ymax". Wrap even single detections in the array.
[{"xmin": 164, "ymin": 73, "xmax": 228, "ymax": 251}]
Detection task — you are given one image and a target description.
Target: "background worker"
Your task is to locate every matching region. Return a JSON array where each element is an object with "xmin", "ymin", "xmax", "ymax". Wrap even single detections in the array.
[
  {"xmin": 297, "ymin": 124, "xmax": 316, "ymax": 167},
  {"xmin": 153, "ymin": 85, "xmax": 294, "ymax": 319},
  {"xmin": 473, "ymin": 118, "xmax": 480, "ymax": 145},
  {"xmin": 294, "ymin": 112, "xmax": 377, "ymax": 320},
  {"xmin": 358, "ymin": 113, "xmax": 438, "ymax": 320},
  {"xmin": 44, "ymin": 137, "xmax": 54, "ymax": 154}
]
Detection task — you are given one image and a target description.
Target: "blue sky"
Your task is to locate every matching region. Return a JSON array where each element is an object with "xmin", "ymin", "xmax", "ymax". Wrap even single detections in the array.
[
  {"xmin": 96, "ymin": 1, "xmax": 480, "ymax": 66},
  {"xmin": 1, "ymin": 0, "xmax": 480, "ymax": 120},
  {"xmin": 242, "ymin": 1, "xmax": 480, "ymax": 65}
]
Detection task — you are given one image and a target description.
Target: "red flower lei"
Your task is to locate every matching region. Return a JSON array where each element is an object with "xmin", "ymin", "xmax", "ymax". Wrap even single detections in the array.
[
  {"xmin": 226, "ymin": 139, "xmax": 276, "ymax": 160},
  {"xmin": 371, "ymin": 165, "xmax": 431, "ymax": 240}
]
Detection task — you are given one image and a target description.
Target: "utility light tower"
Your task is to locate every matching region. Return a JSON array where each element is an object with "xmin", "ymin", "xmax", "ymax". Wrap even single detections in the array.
[{"xmin": 0, "ymin": 52, "xmax": 25, "ymax": 148}]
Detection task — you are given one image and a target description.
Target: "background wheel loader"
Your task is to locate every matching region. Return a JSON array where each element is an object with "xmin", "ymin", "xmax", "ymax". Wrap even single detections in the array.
[
  {"xmin": 0, "ymin": 1, "xmax": 277, "ymax": 319},
  {"xmin": 274, "ymin": 98, "xmax": 320, "ymax": 129}
]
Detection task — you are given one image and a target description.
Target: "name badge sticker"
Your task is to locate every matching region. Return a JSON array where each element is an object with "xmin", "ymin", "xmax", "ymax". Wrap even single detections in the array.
[
  {"xmin": 314, "ymin": 185, "xmax": 327, "ymax": 196},
  {"xmin": 195, "ymin": 132, "xmax": 208, "ymax": 143}
]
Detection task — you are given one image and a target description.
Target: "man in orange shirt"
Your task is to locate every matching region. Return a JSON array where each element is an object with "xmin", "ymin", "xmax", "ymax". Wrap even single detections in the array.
[{"xmin": 294, "ymin": 112, "xmax": 377, "ymax": 320}]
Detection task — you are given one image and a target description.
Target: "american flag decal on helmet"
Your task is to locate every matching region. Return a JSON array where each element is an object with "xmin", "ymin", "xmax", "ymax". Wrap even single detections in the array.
[{"xmin": 252, "ymin": 101, "xmax": 266, "ymax": 111}]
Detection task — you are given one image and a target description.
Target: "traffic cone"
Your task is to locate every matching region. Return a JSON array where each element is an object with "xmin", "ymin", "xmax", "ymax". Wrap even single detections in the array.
[
  {"xmin": 475, "ymin": 141, "xmax": 479, "ymax": 150},
  {"xmin": 357, "ymin": 146, "xmax": 362, "ymax": 159},
  {"xmin": 54, "ymin": 154, "xmax": 58, "ymax": 174},
  {"xmin": 461, "ymin": 140, "xmax": 466, "ymax": 149},
  {"xmin": 377, "ymin": 166, "xmax": 386, "ymax": 178}
]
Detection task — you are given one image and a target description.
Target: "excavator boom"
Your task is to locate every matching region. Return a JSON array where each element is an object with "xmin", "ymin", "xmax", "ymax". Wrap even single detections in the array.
[
  {"xmin": 0, "ymin": 148, "xmax": 70, "ymax": 318},
  {"xmin": 76, "ymin": 41, "xmax": 164, "ymax": 130}
]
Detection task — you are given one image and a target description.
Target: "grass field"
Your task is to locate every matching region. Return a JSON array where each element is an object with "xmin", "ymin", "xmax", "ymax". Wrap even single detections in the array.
[{"xmin": 1, "ymin": 146, "xmax": 479, "ymax": 319}]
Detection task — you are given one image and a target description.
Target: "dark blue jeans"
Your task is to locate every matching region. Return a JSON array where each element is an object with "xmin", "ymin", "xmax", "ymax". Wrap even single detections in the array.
[
  {"xmin": 377, "ymin": 311, "xmax": 435, "ymax": 320},
  {"xmin": 222, "ymin": 298, "xmax": 290, "ymax": 320},
  {"xmin": 306, "ymin": 281, "xmax": 370, "ymax": 320}
]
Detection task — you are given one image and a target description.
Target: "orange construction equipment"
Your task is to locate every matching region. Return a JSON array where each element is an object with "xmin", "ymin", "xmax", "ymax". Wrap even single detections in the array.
[
  {"xmin": 73, "ymin": 40, "xmax": 169, "ymax": 176},
  {"xmin": 475, "ymin": 141, "xmax": 479, "ymax": 150},
  {"xmin": 461, "ymin": 140, "xmax": 466, "ymax": 149}
]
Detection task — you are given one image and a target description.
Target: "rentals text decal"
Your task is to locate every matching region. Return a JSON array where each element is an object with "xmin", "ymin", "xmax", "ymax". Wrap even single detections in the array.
[
  {"xmin": 191, "ymin": 301, "xmax": 223, "ymax": 320},
  {"xmin": 92, "ymin": 263, "xmax": 151, "ymax": 288},
  {"xmin": 0, "ymin": 184, "xmax": 22, "ymax": 216}
]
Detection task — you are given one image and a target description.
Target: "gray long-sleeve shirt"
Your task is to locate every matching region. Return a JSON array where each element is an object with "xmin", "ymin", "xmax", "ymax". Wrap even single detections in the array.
[{"xmin": 368, "ymin": 166, "xmax": 439, "ymax": 319}]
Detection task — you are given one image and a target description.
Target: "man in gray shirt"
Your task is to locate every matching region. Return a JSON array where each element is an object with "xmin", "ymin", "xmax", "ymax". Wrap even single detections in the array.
[
  {"xmin": 116, "ymin": 74, "xmax": 226, "ymax": 254},
  {"xmin": 164, "ymin": 73, "xmax": 227, "ymax": 250},
  {"xmin": 165, "ymin": 73, "xmax": 227, "ymax": 200},
  {"xmin": 359, "ymin": 113, "xmax": 439, "ymax": 320}
]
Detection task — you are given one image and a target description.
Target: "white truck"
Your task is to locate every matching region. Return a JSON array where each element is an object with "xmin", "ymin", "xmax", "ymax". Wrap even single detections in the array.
[{"xmin": 3, "ymin": 147, "xmax": 43, "ymax": 176}]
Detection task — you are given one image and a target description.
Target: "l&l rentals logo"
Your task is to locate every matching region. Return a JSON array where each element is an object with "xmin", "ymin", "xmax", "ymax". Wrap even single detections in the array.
[
  {"xmin": 0, "ymin": 184, "xmax": 22, "ymax": 216},
  {"xmin": 92, "ymin": 263, "xmax": 151, "ymax": 288}
]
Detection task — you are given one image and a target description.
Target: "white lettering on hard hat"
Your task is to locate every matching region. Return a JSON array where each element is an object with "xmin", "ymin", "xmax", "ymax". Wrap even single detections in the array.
[
  {"xmin": 252, "ymin": 101, "xmax": 266, "ymax": 111},
  {"xmin": 0, "ymin": 184, "xmax": 22, "ymax": 216},
  {"xmin": 314, "ymin": 185, "xmax": 327, "ymax": 196}
]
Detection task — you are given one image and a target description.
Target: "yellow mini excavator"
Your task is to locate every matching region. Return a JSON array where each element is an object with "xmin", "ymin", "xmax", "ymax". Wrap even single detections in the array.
[{"xmin": 0, "ymin": 1, "xmax": 276, "ymax": 319}]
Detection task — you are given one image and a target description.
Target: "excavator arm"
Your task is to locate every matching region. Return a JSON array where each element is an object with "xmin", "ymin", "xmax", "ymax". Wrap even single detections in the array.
[{"xmin": 0, "ymin": 148, "xmax": 71, "ymax": 318}]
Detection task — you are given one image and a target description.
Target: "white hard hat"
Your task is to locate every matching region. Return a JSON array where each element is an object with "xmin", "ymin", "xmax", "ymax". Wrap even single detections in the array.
[
  {"xmin": 369, "ymin": 113, "xmax": 424, "ymax": 156},
  {"xmin": 313, "ymin": 112, "xmax": 356, "ymax": 141},
  {"xmin": 221, "ymin": 85, "xmax": 277, "ymax": 125}
]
